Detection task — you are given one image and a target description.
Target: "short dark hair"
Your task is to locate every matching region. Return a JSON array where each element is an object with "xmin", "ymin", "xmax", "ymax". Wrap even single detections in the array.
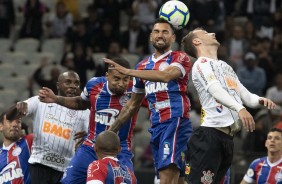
[
  {"xmin": 269, "ymin": 127, "xmax": 282, "ymax": 135},
  {"xmin": 0, "ymin": 112, "xmax": 4, "ymax": 124},
  {"xmin": 153, "ymin": 18, "xmax": 176, "ymax": 33},
  {"xmin": 181, "ymin": 27, "xmax": 204, "ymax": 58},
  {"xmin": 107, "ymin": 57, "xmax": 130, "ymax": 71}
]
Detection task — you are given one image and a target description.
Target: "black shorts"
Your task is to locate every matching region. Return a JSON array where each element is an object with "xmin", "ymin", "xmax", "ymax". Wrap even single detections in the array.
[
  {"xmin": 186, "ymin": 126, "xmax": 233, "ymax": 184},
  {"xmin": 29, "ymin": 163, "xmax": 64, "ymax": 184}
]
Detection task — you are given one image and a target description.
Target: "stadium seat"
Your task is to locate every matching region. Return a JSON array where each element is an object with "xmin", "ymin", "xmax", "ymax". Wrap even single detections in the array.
[
  {"xmin": 0, "ymin": 89, "xmax": 18, "ymax": 106},
  {"xmin": 4, "ymin": 52, "xmax": 27, "ymax": 66},
  {"xmin": 92, "ymin": 52, "xmax": 107, "ymax": 66},
  {"xmin": 42, "ymin": 38, "xmax": 64, "ymax": 61},
  {"xmin": 121, "ymin": 53, "xmax": 140, "ymax": 69},
  {"xmin": 14, "ymin": 38, "xmax": 40, "ymax": 53},
  {"xmin": 0, "ymin": 63, "xmax": 14, "ymax": 78},
  {"xmin": 0, "ymin": 39, "xmax": 12, "ymax": 52}
]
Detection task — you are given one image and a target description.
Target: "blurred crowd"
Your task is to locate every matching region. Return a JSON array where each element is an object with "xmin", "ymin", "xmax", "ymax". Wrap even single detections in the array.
[{"xmin": 0, "ymin": 0, "xmax": 282, "ymax": 182}]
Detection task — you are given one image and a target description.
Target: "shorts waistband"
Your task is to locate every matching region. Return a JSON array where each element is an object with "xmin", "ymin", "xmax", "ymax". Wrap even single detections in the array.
[{"xmin": 200, "ymin": 126, "xmax": 233, "ymax": 139}]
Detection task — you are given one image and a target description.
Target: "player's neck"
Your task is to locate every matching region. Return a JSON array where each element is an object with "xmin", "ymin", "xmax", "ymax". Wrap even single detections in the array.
[
  {"xmin": 154, "ymin": 49, "xmax": 170, "ymax": 59},
  {"xmin": 268, "ymin": 151, "xmax": 282, "ymax": 163},
  {"xmin": 3, "ymin": 139, "xmax": 16, "ymax": 148},
  {"xmin": 198, "ymin": 45, "xmax": 218, "ymax": 60}
]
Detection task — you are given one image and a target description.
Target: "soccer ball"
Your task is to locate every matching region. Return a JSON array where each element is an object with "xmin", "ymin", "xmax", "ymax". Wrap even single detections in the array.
[{"xmin": 159, "ymin": 0, "xmax": 190, "ymax": 30}]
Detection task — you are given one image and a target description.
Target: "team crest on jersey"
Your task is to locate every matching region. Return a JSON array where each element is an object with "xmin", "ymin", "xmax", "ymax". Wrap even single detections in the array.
[
  {"xmin": 246, "ymin": 168, "xmax": 254, "ymax": 177},
  {"xmin": 201, "ymin": 170, "xmax": 214, "ymax": 184},
  {"xmin": 67, "ymin": 109, "xmax": 77, "ymax": 118},
  {"xmin": 12, "ymin": 147, "xmax": 22, "ymax": 156},
  {"xmin": 185, "ymin": 163, "xmax": 190, "ymax": 175},
  {"xmin": 275, "ymin": 172, "xmax": 282, "ymax": 182},
  {"xmin": 159, "ymin": 62, "xmax": 169, "ymax": 71},
  {"xmin": 201, "ymin": 58, "xmax": 207, "ymax": 63},
  {"xmin": 119, "ymin": 95, "xmax": 130, "ymax": 106}
]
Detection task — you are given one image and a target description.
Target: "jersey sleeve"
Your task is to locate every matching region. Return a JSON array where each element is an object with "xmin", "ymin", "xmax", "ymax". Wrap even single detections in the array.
[
  {"xmin": 81, "ymin": 77, "xmax": 104, "ymax": 100},
  {"xmin": 24, "ymin": 134, "xmax": 34, "ymax": 151},
  {"xmin": 87, "ymin": 161, "xmax": 107, "ymax": 183},
  {"xmin": 24, "ymin": 96, "xmax": 40, "ymax": 115},
  {"xmin": 243, "ymin": 159, "xmax": 259, "ymax": 183},
  {"xmin": 192, "ymin": 58, "xmax": 219, "ymax": 91},
  {"xmin": 170, "ymin": 51, "xmax": 192, "ymax": 77}
]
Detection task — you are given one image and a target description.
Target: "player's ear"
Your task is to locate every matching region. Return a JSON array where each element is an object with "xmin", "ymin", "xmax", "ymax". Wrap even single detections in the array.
[
  {"xmin": 192, "ymin": 37, "xmax": 201, "ymax": 46},
  {"xmin": 149, "ymin": 33, "xmax": 153, "ymax": 42}
]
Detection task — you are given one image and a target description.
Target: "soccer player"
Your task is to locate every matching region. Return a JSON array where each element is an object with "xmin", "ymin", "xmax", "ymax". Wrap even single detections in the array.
[
  {"xmin": 87, "ymin": 130, "xmax": 137, "ymax": 184},
  {"xmin": 38, "ymin": 57, "xmax": 137, "ymax": 184},
  {"xmin": 8, "ymin": 71, "xmax": 90, "ymax": 184},
  {"xmin": 181, "ymin": 28, "xmax": 276, "ymax": 183},
  {"xmin": 0, "ymin": 110, "xmax": 33, "ymax": 184},
  {"xmin": 241, "ymin": 128, "xmax": 282, "ymax": 184},
  {"xmin": 104, "ymin": 18, "xmax": 192, "ymax": 184}
]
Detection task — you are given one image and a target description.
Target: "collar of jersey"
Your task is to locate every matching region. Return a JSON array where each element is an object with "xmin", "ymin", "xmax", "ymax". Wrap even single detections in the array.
[
  {"xmin": 2, "ymin": 142, "xmax": 16, "ymax": 151},
  {"xmin": 198, "ymin": 56, "xmax": 220, "ymax": 62},
  {"xmin": 103, "ymin": 156, "xmax": 118, "ymax": 161},
  {"xmin": 151, "ymin": 50, "xmax": 172, "ymax": 63},
  {"xmin": 267, "ymin": 156, "xmax": 282, "ymax": 167}
]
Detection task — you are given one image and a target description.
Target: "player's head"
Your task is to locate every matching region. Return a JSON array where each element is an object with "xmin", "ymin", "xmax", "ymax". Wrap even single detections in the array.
[
  {"xmin": 57, "ymin": 71, "xmax": 80, "ymax": 97},
  {"xmin": 182, "ymin": 28, "xmax": 220, "ymax": 58},
  {"xmin": 0, "ymin": 112, "xmax": 22, "ymax": 144},
  {"xmin": 106, "ymin": 57, "xmax": 131, "ymax": 95},
  {"xmin": 94, "ymin": 130, "xmax": 121, "ymax": 159},
  {"xmin": 150, "ymin": 18, "xmax": 176, "ymax": 53},
  {"xmin": 265, "ymin": 128, "xmax": 282, "ymax": 154}
]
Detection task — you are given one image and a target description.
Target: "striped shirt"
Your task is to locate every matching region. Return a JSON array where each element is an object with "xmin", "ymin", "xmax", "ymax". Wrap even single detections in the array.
[
  {"xmin": 133, "ymin": 50, "xmax": 191, "ymax": 125},
  {"xmin": 25, "ymin": 96, "xmax": 89, "ymax": 172},
  {"xmin": 0, "ymin": 134, "xmax": 33, "ymax": 184},
  {"xmin": 243, "ymin": 156, "xmax": 282, "ymax": 184},
  {"xmin": 81, "ymin": 77, "xmax": 136, "ymax": 152}
]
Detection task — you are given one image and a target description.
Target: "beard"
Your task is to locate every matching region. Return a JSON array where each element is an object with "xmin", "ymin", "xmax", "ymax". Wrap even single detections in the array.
[{"xmin": 152, "ymin": 41, "xmax": 170, "ymax": 53}]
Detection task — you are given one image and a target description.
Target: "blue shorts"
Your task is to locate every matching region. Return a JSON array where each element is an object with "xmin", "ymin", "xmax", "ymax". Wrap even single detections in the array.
[
  {"xmin": 61, "ymin": 144, "xmax": 134, "ymax": 184},
  {"xmin": 149, "ymin": 117, "xmax": 192, "ymax": 177}
]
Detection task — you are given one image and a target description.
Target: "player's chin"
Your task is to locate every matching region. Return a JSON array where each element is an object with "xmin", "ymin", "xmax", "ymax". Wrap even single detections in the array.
[{"xmin": 114, "ymin": 89, "xmax": 126, "ymax": 95}]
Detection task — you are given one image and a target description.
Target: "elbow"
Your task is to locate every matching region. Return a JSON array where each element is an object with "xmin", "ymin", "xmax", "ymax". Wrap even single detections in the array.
[{"xmin": 160, "ymin": 74, "xmax": 173, "ymax": 83}]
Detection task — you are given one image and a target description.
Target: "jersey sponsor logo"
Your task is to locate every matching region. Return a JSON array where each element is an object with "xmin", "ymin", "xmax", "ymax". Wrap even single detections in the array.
[
  {"xmin": 185, "ymin": 163, "xmax": 190, "ymax": 175},
  {"xmin": 196, "ymin": 64, "xmax": 208, "ymax": 85},
  {"xmin": 0, "ymin": 161, "xmax": 23, "ymax": 184},
  {"xmin": 275, "ymin": 172, "xmax": 282, "ymax": 182},
  {"xmin": 159, "ymin": 62, "xmax": 169, "ymax": 71},
  {"xmin": 163, "ymin": 142, "xmax": 170, "ymax": 160},
  {"xmin": 151, "ymin": 100, "xmax": 170, "ymax": 112},
  {"xmin": 42, "ymin": 152, "xmax": 65, "ymax": 166},
  {"xmin": 119, "ymin": 95, "xmax": 130, "ymax": 106},
  {"xmin": 95, "ymin": 109, "xmax": 119, "ymax": 126},
  {"xmin": 224, "ymin": 76, "xmax": 238, "ymax": 91},
  {"xmin": 12, "ymin": 147, "xmax": 22, "ymax": 157},
  {"xmin": 43, "ymin": 121, "xmax": 71, "ymax": 140},
  {"xmin": 112, "ymin": 167, "xmax": 132, "ymax": 181},
  {"xmin": 178, "ymin": 53, "xmax": 186, "ymax": 63},
  {"xmin": 200, "ymin": 108, "xmax": 206, "ymax": 124},
  {"xmin": 201, "ymin": 170, "xmax": 214, "ymax": 184},
  {"xmin": 67, "ymin": 109, "xmax": 77, "ymax": 118},
  {"xmin": 145, "ymin": 82, "xmax": 168, "ymax": 94}
]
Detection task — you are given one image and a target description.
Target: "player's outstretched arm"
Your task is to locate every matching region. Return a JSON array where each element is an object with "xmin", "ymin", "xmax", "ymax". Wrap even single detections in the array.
[
  {"xmin": 104, "ymin": 58, "xmax": 182, "ymax": 83},
  {"xmin": 38, "ymin": 87, "xmax": 90, "ymax": 110},
  {"xmin": 109, "ymin": 92, "xmax": 145, "ymax": 133},
  {"xmin": 4, "ymin": 102, "xmax": 27, "ymax": 121}
]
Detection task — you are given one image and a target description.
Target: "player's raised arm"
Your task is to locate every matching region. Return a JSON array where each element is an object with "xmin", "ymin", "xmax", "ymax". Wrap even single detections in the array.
[
  {"xmin": 38, "ymin": 87, "xmax": 90, "ymax": 110},
  {"xmin": 105, "ymin": 58, "xmax": 183, "ymax": 83},
  {"xmin": 109, "ymin": 92, "xmax": 145, "ymax": 133}
]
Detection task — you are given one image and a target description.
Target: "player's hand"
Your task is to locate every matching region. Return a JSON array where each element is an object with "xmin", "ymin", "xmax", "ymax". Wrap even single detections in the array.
[
  {"xmin": 38, "ymin": 87, "xmax": 57, "ymax": 103},
  {"xmin": 74, "ymin": 131, "xmax": 87, "ymax": 151},
  {"xmin": 259, "ymin": 97, "xmax": 276, "ymax": 109},
  {"xmin": 103, "ymin": 58, "xmax": 130, "ymax": 75},
  {"xmin": 238, "ymin": 108, "xmax": 255, "ymax": 132},
  {"xmin": 16, "ymin": 102, "xmax": 28, "ymax": 116}
]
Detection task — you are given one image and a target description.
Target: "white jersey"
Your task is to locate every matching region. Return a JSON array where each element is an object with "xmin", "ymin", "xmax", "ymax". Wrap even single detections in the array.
[
  {"xmin": 192, "ymin": 57, "xmax": 243, "ymax": 127},
  {"xmin": 25, "ymin": 96, "xmax": 90, "ymax": 172}
]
